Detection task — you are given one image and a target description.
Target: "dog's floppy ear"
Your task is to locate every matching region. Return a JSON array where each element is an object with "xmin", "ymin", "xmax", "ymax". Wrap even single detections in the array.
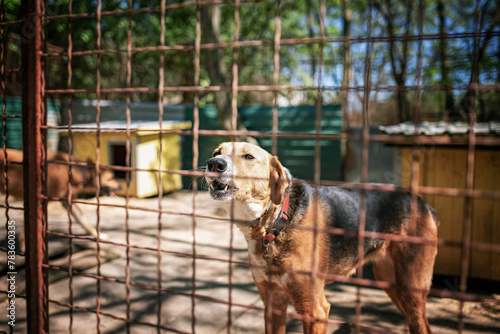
[
  {"xmin": 269, "ymin": 156, "xmax": 289, "ymax": 205},
  {"xmin": 85, "ymin": 157, "xmax": 97, "ymax": 180}
]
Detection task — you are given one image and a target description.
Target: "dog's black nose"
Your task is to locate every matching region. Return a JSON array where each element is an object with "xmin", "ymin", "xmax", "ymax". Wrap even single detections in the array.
[{"xmin": 207, "ymin": 158, "xmax": 227, "ymax": 173}]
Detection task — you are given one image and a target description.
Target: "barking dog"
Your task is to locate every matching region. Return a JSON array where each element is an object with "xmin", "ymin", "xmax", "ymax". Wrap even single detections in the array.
[
  {"xmin": 0, "ymin": 149, "xmax": 120, "ymax": 238},
  {"xmin": 205, "ymin": 142, "xmax": 438, "ymax": 334}
]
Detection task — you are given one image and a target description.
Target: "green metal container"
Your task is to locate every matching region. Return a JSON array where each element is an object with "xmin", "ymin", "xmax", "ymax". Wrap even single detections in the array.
[{"xmin": 0, "ymin": 97, "xmax": 60, "ymax": 151}]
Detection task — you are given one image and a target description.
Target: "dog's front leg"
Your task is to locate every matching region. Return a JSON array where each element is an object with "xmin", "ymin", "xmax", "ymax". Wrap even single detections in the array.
[
  {"xmin": 288, "ymin": 276, "xmax": 330, "ymax": 334},
  {"xmin": 255, "ymin": 280, "xmax": 290, "ymax": 334}
]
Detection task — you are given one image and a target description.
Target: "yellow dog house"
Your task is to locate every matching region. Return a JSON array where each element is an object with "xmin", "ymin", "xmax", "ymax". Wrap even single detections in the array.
[{"xmin": 61, "ymin": 120, "xmax": 191, "ymax": 198}]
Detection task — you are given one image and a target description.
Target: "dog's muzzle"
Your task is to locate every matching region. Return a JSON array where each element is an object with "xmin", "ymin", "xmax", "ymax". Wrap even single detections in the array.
[{"xmin": 206, "ymin": 157, "xmax": 238, "ymax": 200}]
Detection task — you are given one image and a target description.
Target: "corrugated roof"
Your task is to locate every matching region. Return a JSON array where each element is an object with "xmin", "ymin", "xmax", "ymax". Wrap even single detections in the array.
[
  {"xmin": 379, "ymin": 121, "xmax": 500, "ymax": 136},
  {"xmin": 59, "ymin": 120, "xmax": 191, "ymax": 133}
]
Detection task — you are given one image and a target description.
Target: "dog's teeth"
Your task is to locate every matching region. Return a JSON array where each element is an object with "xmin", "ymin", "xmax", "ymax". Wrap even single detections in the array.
[{"xmin": 225, "ymin": 185, "xmax": 229, "ymax": 191}]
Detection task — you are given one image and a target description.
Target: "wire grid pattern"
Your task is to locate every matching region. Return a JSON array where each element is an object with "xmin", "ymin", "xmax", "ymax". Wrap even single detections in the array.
[{"xmin": 1, "ymin": 0, "xmax": 500, "ymax": 333}]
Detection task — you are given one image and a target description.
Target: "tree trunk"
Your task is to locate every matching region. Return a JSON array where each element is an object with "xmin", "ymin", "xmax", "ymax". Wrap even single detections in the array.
[
  {"xmin": 437, "ymin": 0, "xmax": 457, "ymax": 120},
  {"xmin": 460, "ymin": 6, "xmax": 500, "ymax": 121},
  {"xmin": 376, "ymin": 0, "xmax": 411, "ymax": 123},
  {"xmin": 496, "ymin": 0, "xmax": 500, "ymax": 121},
  {"xmin": 306, "ymin": 0, "xmax": 317, "ymax": 83},
  {"xmin": 498, "ymin": 0, "xmax": 500, "ymax": 85},
  {"xmin": 340, "ymin": 0, "xmax": 353, "ymax": 181},
  {"xmin": 340, "ymin": 0, "xmax": 352, "ymax": 118},
  {"xmin": 199, "ymin": 5, "xmax": 258, "ymax": 144}
]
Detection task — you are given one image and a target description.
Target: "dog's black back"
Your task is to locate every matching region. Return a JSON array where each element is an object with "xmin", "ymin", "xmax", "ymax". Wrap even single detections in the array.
[{"xmin": 288, "ymin": 181, "xmax": 437, "ymax": 269}]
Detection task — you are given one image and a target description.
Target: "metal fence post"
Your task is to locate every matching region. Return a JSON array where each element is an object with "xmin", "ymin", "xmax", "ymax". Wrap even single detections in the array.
[{"xmin": 22, "ymin": 0, "xmax": 48, "ymax": 332}]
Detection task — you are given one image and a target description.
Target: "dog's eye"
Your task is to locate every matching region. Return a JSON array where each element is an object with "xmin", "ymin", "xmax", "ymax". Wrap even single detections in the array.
[
  {"xmin": 242, "ymin": 154, "xmax": 255, "ymax": 161},
  {"xmin": 213, "ymin": 150, "xmax": 221, "ymax": 157}
]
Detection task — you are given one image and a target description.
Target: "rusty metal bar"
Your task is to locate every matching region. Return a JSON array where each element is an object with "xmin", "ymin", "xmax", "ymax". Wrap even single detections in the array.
[
  {"xmin": 270, "ymin": 0, "xmax": 281, "ymax": 156},
  {"xmin": 0, "ymin": 115, "xmax": 22, "ymax": 119},
  {"xmin": 38, "ymin": 224, "xmax": 492, "ymax": 255},
  {"xmin": 0, "ymin": 204, "xmax": 23, "ymax": 211},
  {"xmin": 94, "ymin": 1, "xmax": 103, "ymax": 332},
  {"xmin": 191, "ymin": 1, "xmax": 202, "ymax": 331},
  {"xmin": 42, "ymin": 202, "xmax": 500, "ymax": 254},
  {"xmin": 41, "ymin": 0, "xmax": 266, "ymax": 23},
  {"xmin": 262, "ymin": 3, "xmax": 281, "ymax": 328},
  {"xmin": 407, "ymin": 6, "xmax": 425, "ymax": 323},
  {"xmin": 39, "ymin": 31, "xmax": 500, "ymax": 58},
  {"xmin": 41, "ymin": 243, "xmax": 497, "ymax": 303},
  {"xmin": 65, "ymin": 0, "xmax": 75, "ymax": 329},
  {"xmin": 43, "ymin": 82, "xmax": 500, "ymax": 95},
  {"xmin": 124, "ymin": 1, "xmax": 133, "ymax": 333},
  {"xmin": 355, "ymin": 1, "xmax": 374, "ymax": 331},
  {"xmin": 44, "ymin": 124, "xmax": 500, "ymax": 148},
  {"xmin": 41, "ymin": 227, "xmax": 500, "ymax": 267},
  {"xmin": 227, "ymin": 1, "xmax": 242, "ymax": 331},
  {"xmin": 409, "ymin": 0, "xmax": 425, "ymax": 229},
  {"xmin": 40, "ymin": 166, "xmax": 500, "ymax": 201},
  {"xmin": 0, "ymin": 0, "xmax": 10, "ymax": 224},
  {"xmin": 310, "ymin": 0, "xmax": 326, "ymax": 327},
  {"xmin": 156, "ymin": 1, "xmax": 166, "ymax": 332},
  {"xmin": 0, "ymin": 2, "xmax": 15, "ymax": 333},
  {"xmin": 22, "ymin": 0, "xmax": 48, "ymax": 333},
  {"xmin": 457, "ymin": 2, "xmax": 481, "ymax": 332}
]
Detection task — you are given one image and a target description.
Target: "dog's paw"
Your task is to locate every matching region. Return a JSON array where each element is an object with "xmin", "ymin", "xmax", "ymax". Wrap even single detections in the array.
[{"xmin": 98, "ymin": 233, "xmax": 109, "ymax": 240}]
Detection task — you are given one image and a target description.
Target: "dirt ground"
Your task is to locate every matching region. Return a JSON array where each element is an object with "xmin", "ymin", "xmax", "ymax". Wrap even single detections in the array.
[{"xmin": 0, "ymin": 190, "xmax": 499, "ymax": 333}]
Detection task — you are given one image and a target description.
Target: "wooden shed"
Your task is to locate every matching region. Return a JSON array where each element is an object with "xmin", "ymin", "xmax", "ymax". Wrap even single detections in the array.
[
  {"xmin": 380, "ymin": 122, "xmax": 500, "ymax": 280},
  {"xmin": 61, "ymin": 120, "xmax": 191, "ymax": 198}
]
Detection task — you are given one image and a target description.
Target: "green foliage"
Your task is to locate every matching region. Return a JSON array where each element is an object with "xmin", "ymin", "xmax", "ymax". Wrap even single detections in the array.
[{"xmin": 2, "ymin": 0, "xmax": 499, "ymax": 121}]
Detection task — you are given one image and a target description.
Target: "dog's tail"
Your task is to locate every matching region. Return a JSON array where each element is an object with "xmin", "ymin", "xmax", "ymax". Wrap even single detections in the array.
[{"xmin": 427, "ymin": 203, "xmax": 439, "ymax": 227}]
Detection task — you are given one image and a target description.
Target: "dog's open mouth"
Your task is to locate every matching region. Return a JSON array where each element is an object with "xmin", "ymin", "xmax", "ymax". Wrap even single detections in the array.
[{"xmin": 209, "ymin": 179, "xmax": 238, "ymax": 200}]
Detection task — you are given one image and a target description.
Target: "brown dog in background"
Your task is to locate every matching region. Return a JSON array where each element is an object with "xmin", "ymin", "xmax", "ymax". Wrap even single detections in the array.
[
  {"xmin": 0, "ymin": 149, "xmax": 120, "ymax": 238},
  {"xmin": 205, "ymin": 142, "xmax": 438, "ymax": 334}
]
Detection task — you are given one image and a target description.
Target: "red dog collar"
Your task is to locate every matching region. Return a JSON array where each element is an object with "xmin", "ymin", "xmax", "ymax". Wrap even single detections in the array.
[{"xmin": 259, "ymin": 193, "xmax": 290, "ymax": 247}]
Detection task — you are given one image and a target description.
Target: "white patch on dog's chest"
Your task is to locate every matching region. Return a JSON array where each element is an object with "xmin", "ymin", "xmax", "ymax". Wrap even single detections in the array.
[
  {"xmin": 221, "ymin": 201, "xmax": 261, "ymax": 222},
  {"xmin": 248, "ymin": 240, "xmax": 289, "ymax": 288},
  {"xmin": 218, "ymin": 201, "xmax": 270, "ymax": 241}
]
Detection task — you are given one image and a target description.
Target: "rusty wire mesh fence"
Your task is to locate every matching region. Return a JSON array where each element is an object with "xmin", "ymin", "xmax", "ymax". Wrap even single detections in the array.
[{"xmin": 1, "ymin": 0, "xmax": 500, "ymax": 333}]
